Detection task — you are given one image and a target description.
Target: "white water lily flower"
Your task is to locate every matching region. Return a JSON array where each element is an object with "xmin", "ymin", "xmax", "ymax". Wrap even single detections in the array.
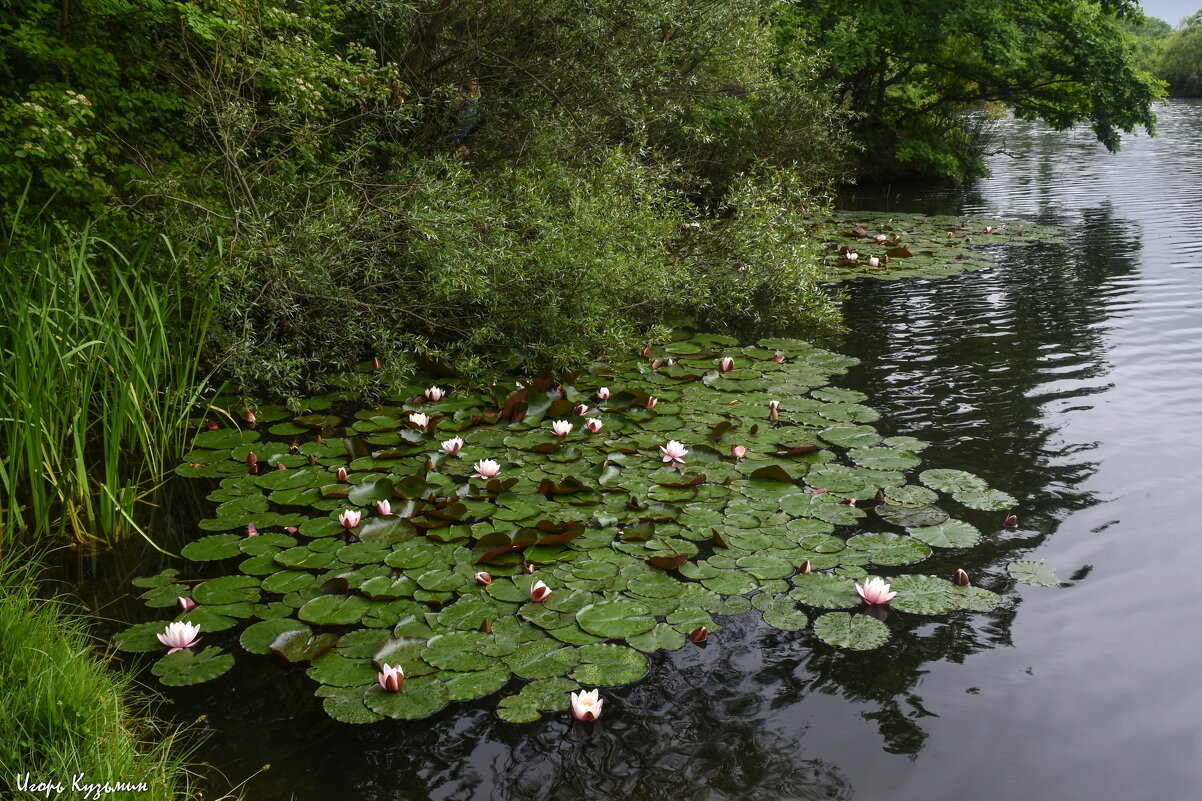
[
  {"xmin": 585, "ymin": 418, "xmax": 604, "ymax": 433},
  {"xmin": 157, "ymin": 621, "xmax": 201, "ymax": 654},
  {"xmin": 441, "ymin": 436, "xmax": 465, "ymax": 455},
  {"xmin": 339, "ymin": 509, "xmax": 362, "ymax": 529},
  {"xmin": 472, "ymin": 459, "xmax": 501, "ymax": 479},
  {"xmin": 570, "ymin": 688, "xmax": 605, "ymax": 721},
  {"xmin": 426, "ymin": 386, "xmax": 445, "ymax": 401},
  {"xmin": 408, "ymin": 412, "xmax": 430, "ymax": 428},
  {"xmin": 551, "ymin": 420, "xmax": 573, "ymax": 437},
  {"xmin": 659, "ymin": 440, "xmax": 689, "ymax": 464},
  {"xmin": 856, "ymin": 576, "xmax": 897, "ymax": 605}
]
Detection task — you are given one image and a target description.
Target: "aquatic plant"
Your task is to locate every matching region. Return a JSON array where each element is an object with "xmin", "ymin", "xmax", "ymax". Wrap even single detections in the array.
[{"xmin": 117, "ymin": 331, "xmax": 1054, "ymax": 724}]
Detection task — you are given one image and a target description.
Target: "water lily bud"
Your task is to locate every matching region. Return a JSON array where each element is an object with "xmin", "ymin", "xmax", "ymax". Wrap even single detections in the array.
[
  {"xmin": 284, "ymin": 526, "xmax": 299, "ymax": 534},
  {"xmin": 947, "ymin": 231, "xmax": 954, "ymax": 238},
  {"xmin": 426, "ymin": 386, "xmax": 445, "ymax": 402},
  {"xmin": 667, "ymin": 359, "xmax": 676, "ymax": 366},
  {"xmin": 372, "ymin": 356, "xmax": 382, "ymax": 370},
  {"xmin": 522, "ymin": 564, "xmax": 537, "ymax": 575},
  {"xmin": 570, "ymin": 689, "xmax": 604, "ymax": 721},
  {"xmin": 551, "ymin": 420, "xmax": 574, "ymax": 437},
  {"xmin": 642, "ymin": 344, "xmax": 653, "ymax": 357},
  {"xmin": 720, "ymin": 357, "xmax": 735, "ymax": 372},
  {"xmin": 868, "ymin": 257, "xmax": 880, "ymax": 267},
  {"xmin": 205, "ymin": 419, "xmax": 219, "ymax": 430},
  {"xmin": 644, "ymin": 396, "xmax": 658, "ymax": 409},
  {"xmin": 597, "ymin": 387, "xmax": 610, "ymax": 400},
  {"xmin": 530, "ymin": 580, "xmax": 552, "ymax": 602},
  {"xmin": 771, "ymin": 354, "xmax": 786, "ymax": 364},
  {"xmin": 315, "ymin": 435, "xmax": 324, "ymax": 444},
  {"xmin": 378, "ymin": 664, "xmax": 405, "ymax": 693},
  {"xmin": 893, "ymin": 234, "xmax": 901, "ymax": 242},
  {"xmin": 289, "ymin": 441, "xmax": 300, "ymax": 454},
  {"xmin": 983, "ymin": 226, "xmax": 994, "ymax": 234},
  {"xmin": 339, "ymin": 509, "xmax": 362, "ymax": 529},
  {"xmin": 1003, "ymin": 513, "xmax": 1019, "ymax": 528},
  {"xmin": 800, "ymin": 560, "xmax": 813, "ymax": 574},
  {"xmin": 307, "ymin": 455, "xmax": 317, "ymax": 466},
  {"xmin": 336, "ymin": 467, "xmax": 348, "ymax": 483},
  {"xmin": 573, "ymin": 404, "xmax": 590, "ymax": 416},
  {"xmin": 177, "ymin": 597, "xmax": 197, "ymax": 613},
  {"xmin": 585, "ymin": 418, "xmax": 604, "ymax": 434},
  {"xmin": 474, "ymin": 571, "xmax": 492, "ymax": 585},
  {"xmin": 769, "ymin": 399, "xmax": 780, "ymax": 420},
  {"xmin": 244, "ymin": 410, "xmax": 257, "ymax": 425},
  {"xmin": 276, "ymin": 462, "xmax": 287, "ymax": 470},
  {"xmin": 840, "ymin": 498, "xmax": 856, "ymax": 506},
  {"xmin": 480, "ymin": 620, "xmax": 492, "ymax": 633},
  {"xmin": 954, "ymin": 569, "xmax": 971, "ymax": 586},
  {"xmin": 246, "ymin": 452, "xmax": 258, "ymax": 468},
  {"xmin": 688, "ymin": 627, "xmax": 708, "ymax": 643},
  {"xmin": 651, "ymin": 359, "xmax": 660, "ymax": 370},
  {"xmin": 377, "ymin": 500, "xmax": 392, "ymax": 516},
  {"xmin": 246, "ymin": 524, "xmax": 258, "ymax": 537},
  {"xmin": 731, "ymin": 445, "xmax": 746, "ymax": 460}
]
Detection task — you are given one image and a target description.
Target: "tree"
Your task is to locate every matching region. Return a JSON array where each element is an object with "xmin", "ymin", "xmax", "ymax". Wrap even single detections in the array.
[
  {"xmin": 1158, "ymin": 10, "xmax": 1202, "ymax": 96},
  {"xmin": 778, "ymin": 0, "xmax": 1166, "ymax": 180}
]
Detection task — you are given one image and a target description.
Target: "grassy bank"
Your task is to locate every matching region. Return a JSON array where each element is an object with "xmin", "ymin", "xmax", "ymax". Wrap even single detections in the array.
[
  {"xmin": 0, "ymin": 554, "xmax": 203, "ymax": 800},
  {"xmin": 0, "ymin": 212, "xmax": 218, "ymax": 549}
]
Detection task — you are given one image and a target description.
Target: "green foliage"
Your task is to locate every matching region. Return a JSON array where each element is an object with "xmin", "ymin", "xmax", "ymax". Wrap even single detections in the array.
[
  {"xmin": 0, "ymin": 553, "xmax": 204, "ymax": 800},
  {"xmin": 1158, "ymin": 11, "xmax": 1202, "ymax": 96},
  {"xmin": 0, "ymin": 210, "xmax": 218, "ymax": 547},
  {"xmin": 779, "ymin": 0, "xmax": 1166, "ymax": 180}
]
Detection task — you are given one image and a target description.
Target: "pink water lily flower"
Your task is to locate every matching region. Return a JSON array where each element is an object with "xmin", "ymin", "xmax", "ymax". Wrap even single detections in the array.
[
  {"xmin": 875, "ymin": 234, "xmax": 887, "ymax": 243},
  {"xmin": 1003, "ymin": 513, "xmax": 1019, "ymax": 528},
  {"xmin": 573, "ymin": 404, "xmax": 590, "ymax": 416},
  {"xmin": 597, "ymin": 387, "xmax": 611, "ymax": 400},
  {"xmin": 426, "ymin": 386, "xmax": 445, "ymax": 401},
  {"xmin": 475, "ymin": 571, "xmax": 492, "ymax": 585},
  {"xmin": 644, "ymin": 396, "xmax": 658, "ymax": 410},
  {"xmin": 157, "ymin": 621, "xmax": 201, "ymax": 654},
  {"xmin": 731, "ymin": 445, "xmax": 746, "ymax": 461},
  {"xmin": 719, "ymin": 357, "xmax": 735, "ymax": 372},
  {"xmin": 954, "ymin": 569, "xmax": 971, "ymax": 586},
  {"xmin": 377, "ymin": 500, "xmax": 392, "ymax": 516},
  {"xmin": 660, "ymin": 440, "xmax": 689, "ymax": 464},
  {"xmin": 846, "ymin": 250, "xmax": 859, "ymax": 262},
  {"xmin": 570, "ymin": 689, "xmax": 604, "ymax": 721},
  {"xmin": 336, "ymin": 466, "xmax": 348, "ymax": 483},
  {"xmin": 339, "ymin": 509, "xmax": 362, "ymax": 529},
  {"xmin": 800, "ymin": 560, "xmax": 813, "ymax": 574},
  {"xmin": 530, "ymin": 580, "xmax": 552, "ymax": 602},
  {"xmin": 856, "ymin": 577, "xmax": 897, "ymax": 605},
  {"xmin": 177, "ymin": 597, "xmax": 197, "ymax": 613},
  {"xmin": 408, "ymin": 412, "xmax": 430, "ymax": 429},
  {"xmin": 378, "ymin": 664, "xmax": 405, "ymax": 692},
  {"xmin": 551, "ymin": 420, "xmax": 573, "ymax": 437},
  {"xmin": 585, "ymin": 418, "xmax": 604, "ymax": 434},
  {"xmin": 983, "ymin": 226, "xmax": 995, "ymax": 234},
  {"xmin": 472, "ymin": 459, "xmax": 501, "ymax": 479},
  {"xmin": 868, "ymin": 257, "xmax": 880, "ymax": 267},
  {"xmin": 441, "ymin": 436, "xmax": 464, "ymax": 456}
]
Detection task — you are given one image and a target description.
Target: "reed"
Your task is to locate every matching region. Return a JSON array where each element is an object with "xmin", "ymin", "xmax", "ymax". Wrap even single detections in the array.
[{"xmin": 0, "ymin": 208, "xmax": 218, "ymax": 548}]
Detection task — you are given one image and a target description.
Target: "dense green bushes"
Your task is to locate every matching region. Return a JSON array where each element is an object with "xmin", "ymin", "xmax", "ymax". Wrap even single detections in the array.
[{"xmin": 1158, "ymin": 11, "xmax": 1202, "ymax": 96}]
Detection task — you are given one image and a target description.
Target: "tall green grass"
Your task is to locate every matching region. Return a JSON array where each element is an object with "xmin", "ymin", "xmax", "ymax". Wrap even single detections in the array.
[
  {"xmin": 0, "ymin": 552, "xmax": 204, "ymax": 800},
  {"xmin": 0, "ymin": 210, "xmax": 219, "ymax": 548}
]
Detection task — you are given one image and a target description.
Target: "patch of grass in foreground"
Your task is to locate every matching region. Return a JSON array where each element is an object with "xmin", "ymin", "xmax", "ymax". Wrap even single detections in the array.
[{"xmin": 0, "ymin": 554, "xmax": 214, "ymax": 800}]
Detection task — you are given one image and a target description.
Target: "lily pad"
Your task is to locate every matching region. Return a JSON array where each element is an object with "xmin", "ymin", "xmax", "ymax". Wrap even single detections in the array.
[
  {"xmin": 1008, "ymin": 561, "xmax": 1062, "ymax": 587},
  {"xmin": 811, "ymin": 612, "xmax": 890, "ymax": 650},
  {"xmin": 151, "ymin": 647, "xmax": 235, "ymax": 686},
  {"xmin": 569, "ymin": 643, "xmax": 649, "ymax": 686},
  {"xmin": 575, "ymin": 599, "xmax": 657, "ymax": 638},
  {"xmin": 908, "ymin": 520, "xmax": 981, "ymax": 549},
  {"xmin": 365, "ymin": 676, "xmax": 451, "ymax": 719}
]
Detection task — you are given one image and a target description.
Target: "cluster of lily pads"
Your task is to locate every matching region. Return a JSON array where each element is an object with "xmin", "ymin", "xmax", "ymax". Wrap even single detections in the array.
[
  {"xmin": 814, "ymin": 212, "xmax": 1062, "ymax": 281},
  {"xmin": 115, "ymin": 331, "xmax": 1057, "ymax": 724}
]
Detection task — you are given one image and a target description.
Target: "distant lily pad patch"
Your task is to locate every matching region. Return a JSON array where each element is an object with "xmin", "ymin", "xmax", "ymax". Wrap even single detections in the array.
[
  {"xmin": 126, "ymin": 330, "xmax": 1027, "ymax": 722},
  {"xmin": 814, "ymin": 212, "xmax": 1062, "ymax": 282}
]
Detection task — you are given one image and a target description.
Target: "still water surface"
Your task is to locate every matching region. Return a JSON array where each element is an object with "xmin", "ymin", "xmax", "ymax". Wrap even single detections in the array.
[{"xmin": 79, "ymin": 100, "xmax": 1202, "ymax": 800}]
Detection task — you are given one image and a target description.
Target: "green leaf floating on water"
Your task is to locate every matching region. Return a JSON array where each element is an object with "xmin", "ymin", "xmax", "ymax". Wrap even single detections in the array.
[
  {"xmin": 812, "ymin": 613, "xmax": 890, "ymax": 650},
  {"xmin": 152, "ymin": 647, "xmax": 235, "ymax": 686},
  {"xmin": 125, "ymin": 329, "xmax": 1028, "ymax": 721},
  {"xmin": 1008, "ymin": 561, "xmax": 1063, "ymax": 587}
]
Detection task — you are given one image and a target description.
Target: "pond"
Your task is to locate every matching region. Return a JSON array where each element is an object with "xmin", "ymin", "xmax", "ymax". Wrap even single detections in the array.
[{"xmin": 70, "ymin": 99, "xmax": 1202, "ymax": 800}]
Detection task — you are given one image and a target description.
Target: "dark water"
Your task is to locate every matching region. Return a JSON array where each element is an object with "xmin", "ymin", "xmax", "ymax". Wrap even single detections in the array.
[{"xmin": 71, "ymin": 99, "xmax": 1202, "ymax": 800}]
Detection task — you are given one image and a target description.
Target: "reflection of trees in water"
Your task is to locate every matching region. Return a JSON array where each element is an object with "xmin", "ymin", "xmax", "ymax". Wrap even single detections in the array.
[{"xmin": 65, "ymin": 199, "xmax": 1146, "ymax": 796}]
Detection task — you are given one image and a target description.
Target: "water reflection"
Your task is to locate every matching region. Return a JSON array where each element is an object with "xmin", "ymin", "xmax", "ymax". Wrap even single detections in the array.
[{"xmin": 58, "ymin": 101, "xmax": 1202, "ymax": 800}]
